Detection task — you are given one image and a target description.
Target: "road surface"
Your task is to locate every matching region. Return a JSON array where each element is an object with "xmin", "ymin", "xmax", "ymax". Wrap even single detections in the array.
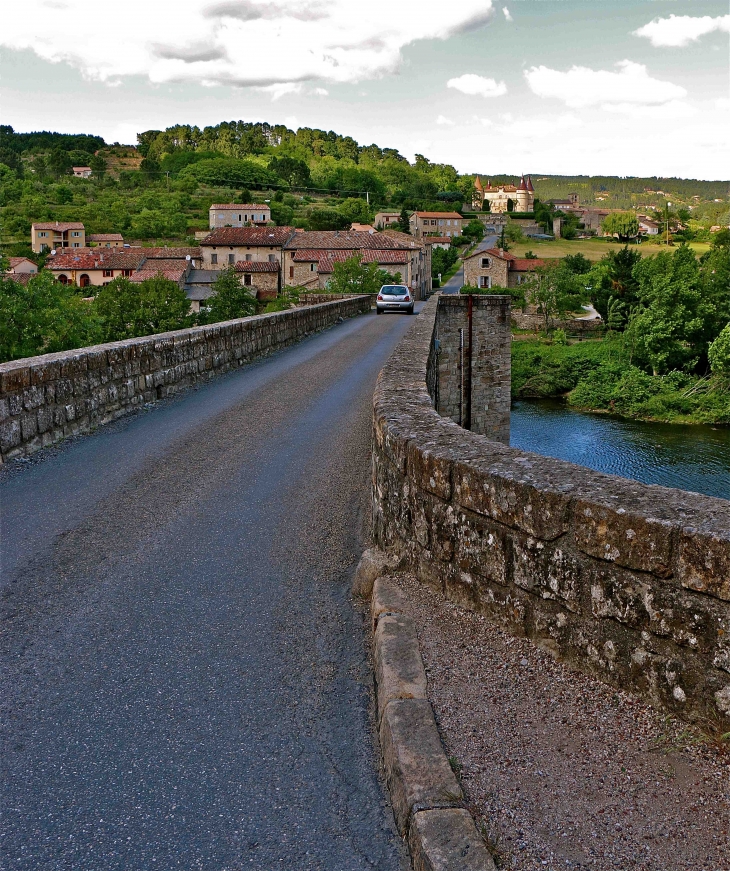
[{"xmin": 1, "ymin": 308, "xmax": 418, "ymax": 871}]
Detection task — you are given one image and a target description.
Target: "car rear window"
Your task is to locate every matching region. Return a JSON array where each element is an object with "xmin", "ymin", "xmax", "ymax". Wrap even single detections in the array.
[{"xmin": 381, "ymin": 286, "xmax": 408, "ymax": 296}]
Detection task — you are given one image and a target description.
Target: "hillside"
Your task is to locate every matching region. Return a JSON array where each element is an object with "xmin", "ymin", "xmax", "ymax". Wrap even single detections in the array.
[{"xmin": 1, "ymin": 121, "xmax": 728, "ymax": 258}]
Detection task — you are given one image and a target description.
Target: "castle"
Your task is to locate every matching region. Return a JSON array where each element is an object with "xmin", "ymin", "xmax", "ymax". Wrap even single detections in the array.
[{"xmin": 472, "ymin": 175, "xmax": 535, "ymax": 213}]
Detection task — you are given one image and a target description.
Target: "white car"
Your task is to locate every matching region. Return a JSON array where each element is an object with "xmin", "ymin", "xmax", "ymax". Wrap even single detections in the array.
[{"xmin": 376, "ymin": 285, "xmax": 414, "ymax": 315}]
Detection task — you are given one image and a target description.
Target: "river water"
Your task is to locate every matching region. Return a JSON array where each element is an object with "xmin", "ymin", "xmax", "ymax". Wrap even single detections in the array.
[{"xmin": 510, "ymin": 400, "xmax": 730, "ymax": 500}]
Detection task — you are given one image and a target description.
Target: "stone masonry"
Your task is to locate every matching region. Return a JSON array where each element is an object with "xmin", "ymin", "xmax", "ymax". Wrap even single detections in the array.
[
  {"xmin": 0, "ymin": 296, "xmax": 371, "ymax": 462},
  {"xmin": 372, "ymin": 294, "xmax": 730, "ymax": 730},
  {"xmin": 434, "ymin": 295, "xmax": 510, "ymax": 444}
]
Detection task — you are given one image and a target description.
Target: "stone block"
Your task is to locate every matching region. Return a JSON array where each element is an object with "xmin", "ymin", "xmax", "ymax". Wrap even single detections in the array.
[
  {"xmin": 409, "ymin": 809, "xmax": 496, "ymax": 871},
  {"xmin": 0, "ymin": 419, "xmax": 21, "ymax": 453},
  {"xmin": 0, "ymin": 366, "xmax": 30, "ymax": 393},
  {"xmin": 573, "ymin": 499, "xmax": 673, "ymax": 577},
  {"xmin": 352, "ymin": 547, "xmax": 402, "ymax": 598},
  {"xmin": 372, "ymin": 575, "xmax": 409, "ymax": 627},
  {"xmin": 374, "ymin": 614, "xmax": 428, "ymax": 722},
  {"xmin": 677, "ymin": 524, "xmax": 730, "ymax": 602},
  {"xmin": 379, "ymin": 699, "xmax": 463, "ymax": 835}
]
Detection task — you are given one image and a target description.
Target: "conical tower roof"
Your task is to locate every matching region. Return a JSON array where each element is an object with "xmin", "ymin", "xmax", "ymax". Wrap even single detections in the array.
[
  {"xmin": 517, "ymin": 175, "xmax": 528, "ymax": 192},
  {"xmin": 474, "ymin": 175, "xmax": 484, "ymax": 191},
  {"xmin": 526, "ymin": 175, "xmax": 534, "ymax": 192}
]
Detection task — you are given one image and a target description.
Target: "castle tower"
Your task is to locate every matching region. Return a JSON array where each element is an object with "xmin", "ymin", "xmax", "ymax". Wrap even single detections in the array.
[
  {"xmin": 516, "ymin": 175, "xmax": 529, "ymax": 212},
  {"xmin": 472, "ymin": 175, "xmax": 484, "ymax": 210}
]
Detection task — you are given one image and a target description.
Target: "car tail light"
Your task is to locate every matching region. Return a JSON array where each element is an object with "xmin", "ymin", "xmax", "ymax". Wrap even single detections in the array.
[
  {"xmin": 377, "ymin": 294, "xmax": 383, "ymax": 300},
  {"xmin": 404, "ymin": 295, "xmax": 411, "ymax": 302}
]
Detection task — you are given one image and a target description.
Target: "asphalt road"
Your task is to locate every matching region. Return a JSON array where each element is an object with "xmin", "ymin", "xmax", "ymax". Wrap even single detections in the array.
[{"xmin": 0, "ymin": 307, "xmax": 419, "ymax": 871}]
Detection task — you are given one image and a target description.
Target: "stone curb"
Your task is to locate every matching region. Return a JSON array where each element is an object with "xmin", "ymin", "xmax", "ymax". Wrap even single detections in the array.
[{"xmin": 369, "ymin": 569, "xmax": 496, "ymax": 870}]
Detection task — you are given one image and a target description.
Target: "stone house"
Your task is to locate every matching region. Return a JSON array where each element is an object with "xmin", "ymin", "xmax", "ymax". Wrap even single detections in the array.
[
  {"xmin": 200, "ymin": 226, "xmax": 294, "ymax": 270},
  {"xmin": 31, "ymin": 221, "xmax": 85, "ymax": 253},
  {"xmin": 409, "ymin": 211, "xmax": 463, "ymax": 239},
  {"xmin": 234, "ymin": 261, "xmax": 280, "ymax": 300},
  {"xmin": 283, "ymin": 230, "xmax": 431, "ymax": 298},
  {"xmin": 88, "ymin": 233, "xmax": 125, "ymax": 248},
  {"xmin": 473, "ymin": 176, "xmax": 534, "ymax": 213},
  {"xmin": 45, "ymin": 246, "xmax": 199, "ymax": 289},
  {"xmin": 463, "ymin": 248, "xmax": 549, "ymax": 289},
  {"xmin": 209, "ymin": 203, "xmax": 271, "ymax": 229},
  {"xmin": 374, "ymin": 211, "xmax": 402, "ymax": 230}
]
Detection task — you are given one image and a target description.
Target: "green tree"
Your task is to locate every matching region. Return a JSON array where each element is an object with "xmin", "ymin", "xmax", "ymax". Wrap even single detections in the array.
[
  {"xmin": 337, "ymin": 197, "xmax": 373, "ymax": 224},
  {"xmin": 708, "ymin": 323, "xmax": 730, "ymax": 375},
  {"xmin": 601, "ymin": 211, "xmax": 639, "ymax": 242},
  {"xmin": 562, "ymin": 253, "xmax": 592, "ymax": 275},
  {"xmin": 530, "ymin": 262, "xmax": 585, "ymax": 332},
  {"xmin": 462, "ymin": 219, "xmax": 485, "ymax": 242},
  {"xmin": 397, "ymin": 207, "xmax": 411, "ymax": 234},
  {"xmin": 328, "ymin": 254, "xmax": 395, "ymax": 295},
  {"xmin": 0, "ymin": 271, "xmax": 101, "ymax": 362},
  {"xmin": 307, "ymin": 207, "xmax": 351, "ymax": 231},
  {"xmin": 204, "ymin": 266, "xmax": 258, "ymax": 322},
  {"xmin": 625, "ymin": 245, "xmax": 711, "ymax": 375},
  {"xmin": 95, "ymin": 275, "xmax": 193, "ymax": 340}
]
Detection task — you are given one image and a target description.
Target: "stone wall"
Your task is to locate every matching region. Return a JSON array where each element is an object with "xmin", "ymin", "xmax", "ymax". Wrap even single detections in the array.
[
  {"xmin": 372, "ymin": 294, "xmax": 730, "ymax": 730},
  {"xmin": 0, "ymin": 296, "xmax": 371, "ymax": 462},
  {"xmin": 511, "ymin": 311, "xmax": 603, "ymax": 334},
  {"xmin": 434, "ymin": 296, "xmax": 511, "ymax": 443}
]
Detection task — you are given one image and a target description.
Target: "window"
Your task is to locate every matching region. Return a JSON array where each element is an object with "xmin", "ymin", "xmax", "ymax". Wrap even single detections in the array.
[
  {"xmin": 431, "ymin": 220, "xmax": 437, "ymax": 226},
  {"xmin": 447, "ymin": 220, "xmax": 451, "ymax": 226},
  {"xmin": 103, "ymin": 269, "xmax": 113, "ymax": 277},
  {"xmin": 245, "ymin": 254, "xmax": 252, "ymax": 261},
  {"xmin": 289, "ymin": 266, "xmax": 294, "ymax": 279},
  {"xmin": 72, "ymin": 231, "xmax": 80, "ymax": 237},
  {"xmin": 122, "ymin": 269, "xmax": 132, "ymax": 277},
  {"xmin": 268, "ymin": 254, "xmax": 276, "ymax": 262},
  {"xmin": 310, "ymin": 263, "xmax": 315, "ymax": 271},
  {"xmin": 238, "ymin": 214, "xmax": 242, "ymax": 222},
  {"xmin": 211, "ymin": 253, "xmax": 218, "ymax": 265},
  {"xmin": 39, "ymin": 231, "xmax": 47, "ymax": 237},
  {"xmin": 243, "ymin": 274, "xmax": 252, "ymax": 286},
  {"xmin": 480, "ymin": 257, "xmax": 491, "ymax": 268},
  {"xmin": 479, "ymin": 276, "xmax": 491, "ymax": 289},
  {"xmin": 72, "ymin": 243, "xmax": 80, "ymax": 248},
  {"xmin": 58, "ymin": 274, "xmax": 68, "ymax": 284},
  {"xmin": 228, "ymin": 253, "xmax": 235, "ymax": 264}
]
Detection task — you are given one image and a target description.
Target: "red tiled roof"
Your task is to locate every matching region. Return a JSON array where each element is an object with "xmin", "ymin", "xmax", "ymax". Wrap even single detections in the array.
[
  {"xmin": 234, "ymin": 261, "xmax": 280, "ymax": 273},
  {"xmin": 314, "ymin": 249, "xmax": 411, "ymax": 274},
  {"xmin": 464, "ymin": 247, "xmax": 513, "ymax": 263},
  {"xmin": 8, "ymin": 257, "xmax": 36, "ymax": 268},
  {"xmin": 284, "ymin": 230, "xmax": 415, "ymax": 251},
  {"xmin": 510, "ymin": 259, "xmax": 547, "ymax": 271},
  {"xmin": 5, "ymin": 271, "xmax": 33, "ymax": 285},
  {"xmin": 422, "ymin": 236, "xmax": 451, "ymax": 244},
  {"xmin": 209, "ymin": 203, "xmax": 270, "ymax": 210},
  {"xmin": 88, "ymin": 233, "xmax": 124, "ymax": 242},
  {"xmin": 201, "ymin": 227, "xmax": 295, "ymax": 247},
  {"xmin": 46, "ymin": 250, "xmax": 145, "ymax": 271},
  {"xmin": 129, "ymin": 266, "xmax": 187, "ymax": 283},
  {"xmin": 142, "ymin": 246, "xmax": 201, "ymax": 259},
  {"xmin": 32, "ymin": 221, "xmax": 84, "ymax": 231},
  {"xmin": 412, "ymin": 212, "xmax": 462, "ymax": 219}
]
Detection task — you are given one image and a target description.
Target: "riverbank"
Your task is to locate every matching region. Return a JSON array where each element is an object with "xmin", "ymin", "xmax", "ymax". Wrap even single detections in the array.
[{"xmin": 512, "ymin": 337, "xmax": 730, "ymax": 425}]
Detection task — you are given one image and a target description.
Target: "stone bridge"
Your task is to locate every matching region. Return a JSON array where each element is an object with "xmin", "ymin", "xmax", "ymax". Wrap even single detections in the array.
[{"xmin": 372, "ymin": 294, "xmax": 730, "ymax": 731}]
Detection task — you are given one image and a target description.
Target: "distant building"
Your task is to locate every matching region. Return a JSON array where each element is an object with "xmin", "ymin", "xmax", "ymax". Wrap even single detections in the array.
[
  {"xmin": 45, "ymin": 246, "xmax": 200, "ymax": 289},
  {"xmin": 31, "ymin": 221, "xmax": 85, "ymax": 253},
  {"xmin": 209, "ymin": 203, "xmax": 271, "ymax": 229},
  {"xmin": 6, "ymin": 257, "xmax": 38, "ymax": 275},
  {"xmin": 549, "ymin": 194, "xmax": 580, "ymax": 211},
  {"xmin": 473, "ymin": 176, "xmax": 534, "ymax": 213},
  {"xmin": 72, "ymin": 166, "xmax": 93, "ymax": 178},
  {"xmin": 409, "ymin": 211, "xmax": 463, "ymax": 239},
  {"xmin": 350, "ymin": 223, "xmax": 376, "ymax": 232},
  {"xmin": 200, "ymin": 226, "xmax": 294, "ymax": 271},
  {"xmin": 88, "ymin": 233, "xmax": 125, "ymax": 248},
  {"xmin": 374, "ymin": 211, "xmax": 402, "ymax": 230},
  {"xmin": 463, "ymin": 247, "xmax": 552, "ymax": 289},
  {"xmin": 638, "ymin": 217, "xmax": 660, "ymax": 236}
]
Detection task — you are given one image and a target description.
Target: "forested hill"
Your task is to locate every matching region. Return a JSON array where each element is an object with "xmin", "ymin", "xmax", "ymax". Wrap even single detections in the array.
[{"xmin": 1, "ymin": 121, "xmax": 728, "ymax": 251}]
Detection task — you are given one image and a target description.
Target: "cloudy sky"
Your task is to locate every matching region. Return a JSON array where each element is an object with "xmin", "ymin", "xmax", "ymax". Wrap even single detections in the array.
[{"xmin": 2, "ymin": 0, "xmax": 728, "ymax": 178}]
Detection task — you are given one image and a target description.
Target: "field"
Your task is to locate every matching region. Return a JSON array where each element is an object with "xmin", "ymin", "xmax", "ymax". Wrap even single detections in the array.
[{"xmin": 507, "ymin": 237, "xmax": 711, "ymax": 260}]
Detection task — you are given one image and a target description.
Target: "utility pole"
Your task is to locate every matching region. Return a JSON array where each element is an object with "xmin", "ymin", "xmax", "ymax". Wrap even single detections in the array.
[{"xmin": 665, "ymin": 201, "xmax": 672, "ymax": 245}]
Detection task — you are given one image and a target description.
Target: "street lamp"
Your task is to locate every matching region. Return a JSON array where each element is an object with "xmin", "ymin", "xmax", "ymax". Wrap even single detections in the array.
[{"xmin": 665, "ymin": 202, "xmax": 672, "ymax": 245}]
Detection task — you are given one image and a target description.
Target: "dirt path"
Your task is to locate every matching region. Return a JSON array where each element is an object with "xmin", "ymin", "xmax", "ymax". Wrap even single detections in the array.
[{"xmin": 392, "ymin": 574, "xmax": 729, "ymax": 871}]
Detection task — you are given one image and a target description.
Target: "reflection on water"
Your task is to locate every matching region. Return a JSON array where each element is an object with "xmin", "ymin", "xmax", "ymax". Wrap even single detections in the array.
[{"xmin": 510, "ymin": 400, "xmax": 730, "ymax": 500}]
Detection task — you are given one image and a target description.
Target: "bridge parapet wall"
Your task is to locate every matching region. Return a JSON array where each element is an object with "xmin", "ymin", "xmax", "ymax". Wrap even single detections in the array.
[
  {"xmin": 373, "ymin": 294, "xmax": 730, "ymax": 729},
  {"xmin": 0, "ymin": 295, "xmax": 371, "ymax": 462}
]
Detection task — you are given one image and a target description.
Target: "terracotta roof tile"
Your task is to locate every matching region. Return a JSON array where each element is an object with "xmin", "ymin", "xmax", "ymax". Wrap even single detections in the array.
[
  {"xmin": 284, "ymin": 230, "xmax": 413, "ymax": 251},
  {"xmin": 201, "ymin": 227, "xmax": 295, "ymax": 247},
  {"xmin": 46, "ymin": 250, "xmax": 146, "ymax": 271},
  {"xmin": 412, "ymin": 211, "xmax": 462, "ymax": 219},
  {"xmin": 129, "ymin": 266, "xmax": 187, "ymax": 283},
  {"xmin": 233, "ymin": 261, "xmax": 280, "ymax": 273},
  {"xmin": 209, "ymin": 203, "xmax": 270, "ymax": 211},
  {"xmin": 32, "ymin": 221, "xmax": 85, "ymax": 231},
  {"xmin": 88, "ymin": 233, "xmax": 124, "ymax": 242}
]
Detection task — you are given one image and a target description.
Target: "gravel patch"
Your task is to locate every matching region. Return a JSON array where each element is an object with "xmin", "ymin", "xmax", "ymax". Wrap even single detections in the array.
[{"xmin": 392, "ymin": 574, "xmax": 730, "ymax": 871}]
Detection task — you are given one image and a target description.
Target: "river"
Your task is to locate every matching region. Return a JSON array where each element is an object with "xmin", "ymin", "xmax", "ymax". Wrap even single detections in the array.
[{"xmin": 510, "ymin": 399, "xmax": 730, "ymax": 500}]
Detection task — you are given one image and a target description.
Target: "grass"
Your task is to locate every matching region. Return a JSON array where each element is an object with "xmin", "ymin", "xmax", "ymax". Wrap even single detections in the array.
[{"xmin": 507, "ymin": 237, "xmax": 711, "ymax": 261}]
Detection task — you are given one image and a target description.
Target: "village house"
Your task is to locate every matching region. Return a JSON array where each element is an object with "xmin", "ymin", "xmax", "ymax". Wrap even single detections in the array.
[
  {"xmin": 88, "ymin": 233, "xmax": 125, "ymax": 248},
  {"xmin": 209, "ymin": 203, "xmax": 272, "ymax": 229},
  {"xmin": 31, "ymin": 221, "xmax": 85, "ymax": 253},
  {"xmin": 6, "ymin": 257, "xmax": 38, "ymax": 275},
  {"xmin": 463, "ymin": 247, "xmax": 550, "ymax": 289},
  {"xmin": 283, "ymin": 230, "xmax": 431, "ymax": 298},
  {"xmin": 409, "ymin": 211, "xmax": 463, "ymax": 239},
  {"xmin": 45, "ymin": 246, "xmax": 200, "ymax": 289},
  {"xmin": 548, "ymin": 194, "xmax": 580, "ymax": 211},
  {"xmin": 200, "ymin": 226, "xmax": 294, "ymax": 271},
  {"xmin": 72, "ymin": 166, "xmax": 93, "ymax": 178},
  {"xmin": 638, "ymin": 217, "xmax": 660, "ymax": 236},
  {"xmin": 473, "ymin": 176, "xmax": 534, "ymax": 213},
  {"xmin": 373, "ymin": 211, "xmax": 402, "ymax": 230}
]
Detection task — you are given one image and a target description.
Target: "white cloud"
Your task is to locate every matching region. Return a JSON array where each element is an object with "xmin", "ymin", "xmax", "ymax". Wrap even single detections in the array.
[
  {"xmin": 502, "ymin": 7, "xmax": 512, "ymax": 22},
  {"xmin": 1, "ymin": 0, "xmax": 495, "ymax": 88},
  {"xmin": 436, "ymin": 115, "xmax": 455, "ymax": 126},
  {"xmin": 254, "ymin": 82, "xmax": 304, "ymax": 101},
  {"xmin": 524, "ymin": 60, "xmax": 686, "ymax": 109},
  {"xmin": 447, "ymin": 73, "xmax": 507, "ymax": 98},
  {"xmin": 313, "ymin": 87, "xmax": 329, "ymax": 96},
  {"xmin": 634, "ymin": 14, "xmax": 730, "ymax": 48}
]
